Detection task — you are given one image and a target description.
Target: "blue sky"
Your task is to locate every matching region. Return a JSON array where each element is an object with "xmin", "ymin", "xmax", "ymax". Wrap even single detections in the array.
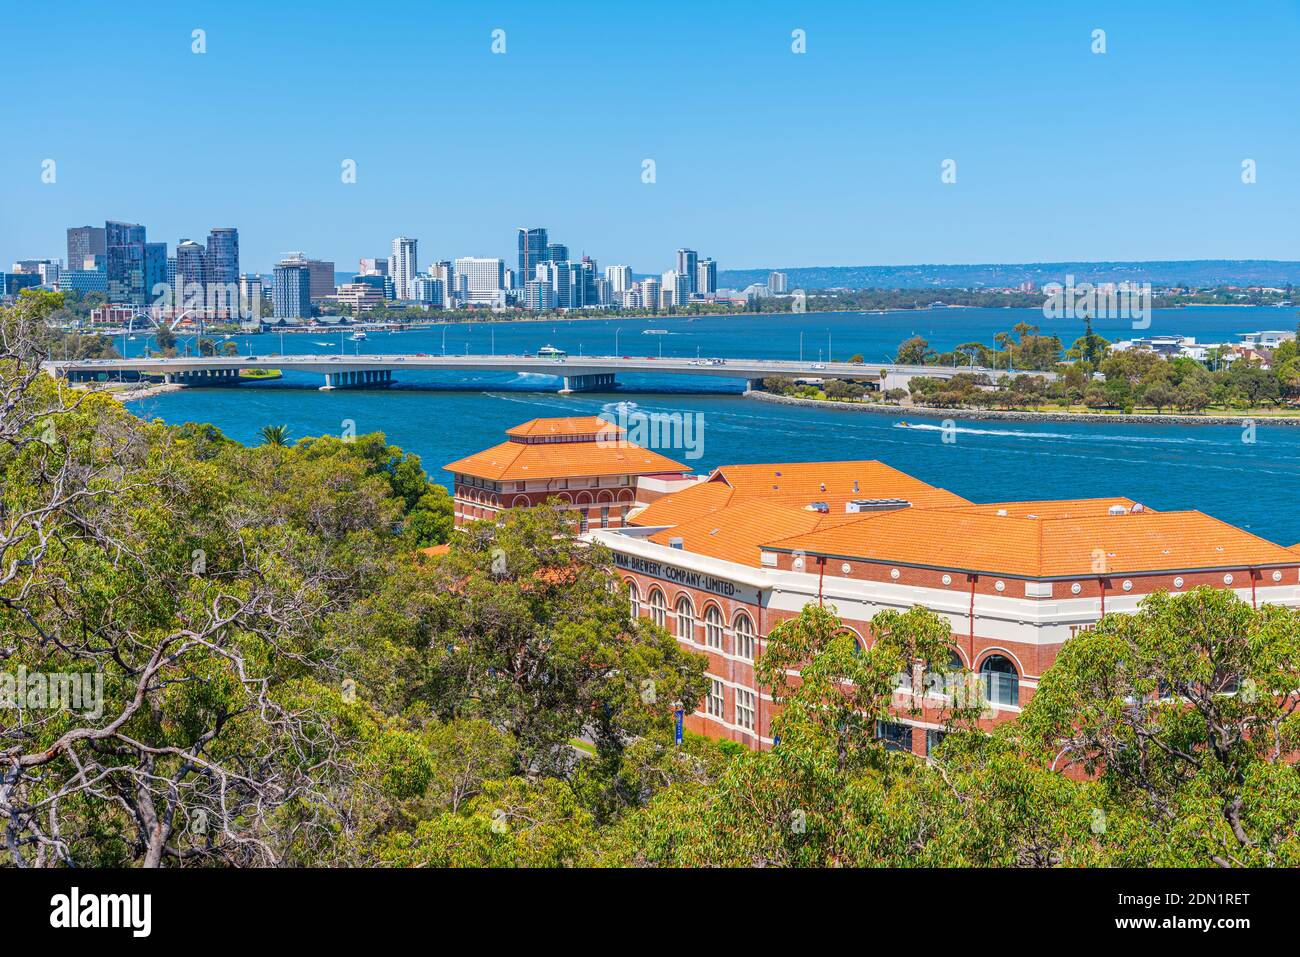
[{"xmin": 2, "ymin": 0, "xmax": 1297, "ymax": 274}]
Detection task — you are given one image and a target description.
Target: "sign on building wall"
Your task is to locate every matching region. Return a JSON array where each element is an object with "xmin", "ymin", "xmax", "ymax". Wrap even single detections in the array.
[{"xmin": 614, "ymin": 552, "xmax": 760, "ymax": 605}]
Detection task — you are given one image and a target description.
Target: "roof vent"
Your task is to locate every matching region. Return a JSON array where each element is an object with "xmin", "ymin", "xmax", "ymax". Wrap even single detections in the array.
[
  {"xmin": 852, "ymin": 480, "xmax": 860, "ymax": 493},
  {"xmin": 808, "ymin": 501, "xmax": 830, "ymax": 513},
  {"xmin": 1108, "ymin": 505, "xmax": 1127, "ymax": 516},
  {"xmin": 845, "ymin": 498, "xmax": 910, "ymax": 514},
  {"xmin": 1130, "ymin": 503, "xmax": 1145, "ymax": 513},
  {"xmin": 669, "ymin": 537, "xmax": 684, "ymax": 549},
  {"xmin": 819, "ymin": 482, "xmax": 826, "ymax": 492},
  {"xmin": 996, "ymin": 508, "xmax": 1008, "ymax": 517}
]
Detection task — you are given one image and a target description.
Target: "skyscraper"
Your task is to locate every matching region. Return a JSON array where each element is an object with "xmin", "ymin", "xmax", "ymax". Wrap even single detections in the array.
[
  {"xmin": 105, "ymin": 221, "xmax": 146, "ymax": 305},
  {"xmin": 697, "ymin": 258, "xmax": 717, "ymax": 296},
  {"xmin": 272, "ymin": 264, "xmax": 312, "ymax": 321},
  {"xmin": 279, "ymin": 254, "xmax": 335, "ymax": 300},
  {"xmin": 546, "ymin": 243, "xmax": 569, "ymax": 264},
  {"xmin": 175, "ymin": 240, "xmax": 206, "ymax": 304},
  {"xmin": 452, "ymin": 257, "xmax": 505, "ymax": 304},
  {"xmin": 144, "ymin": 243, "xmax": 168, "ymax": 306},
  {"xmin": 676, "ymin": 249, "xmax": 699, "ymax": 294},
  {"xmin": 605, "ymin": 265, "xmax": 633, "ymax": 293},
  {"xmin": 517, "ymin": 227, "xmax": 547, "ymax": 286},
  {"xmin": 205, "ymin": 228, "xmax": 239, "ymax": 284},
  {"xmin": 66, "ymin": 226, "xmax": 106, "ymax": 269},
  {"xmin": 768, "ymin": 271, "xmax": 788, "ymax": 294},
  {"xmin": 390, "ymin": 236, "xmax": 418, "ymax": 300}
]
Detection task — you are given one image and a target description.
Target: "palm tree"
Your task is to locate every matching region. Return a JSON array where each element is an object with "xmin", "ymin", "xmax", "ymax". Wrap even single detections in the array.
[{"xmin": 259, "ymin": 424, "xmax": 290, "ymax": 447}]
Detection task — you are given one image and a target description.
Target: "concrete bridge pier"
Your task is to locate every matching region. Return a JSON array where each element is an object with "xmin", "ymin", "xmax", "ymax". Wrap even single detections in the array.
[
  {"xmin": 559, "ymin": 372, "xmax": 617, "ymax": 394},
  {"xmin": 320, "ymin": 368, "xmax": 395, "ymax": 391},
  {"xmin": 174, "ymin": 368, "xmax": 242, "ymax": 386}
]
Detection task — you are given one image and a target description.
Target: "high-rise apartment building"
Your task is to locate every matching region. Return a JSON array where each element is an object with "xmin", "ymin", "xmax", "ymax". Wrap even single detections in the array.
[
  {"xmin": 205, "ymin": 228, "xmax": 239, "ymax": 284},
  {"xmin": 767, "ymin": 271, "xmax": 788, "ymax": 294},
  {"xmin": 272, "ymin": 264, "xmax": 312, "ymax": 321},
  {"xmin": 175, "ymin": 240, "xmax": 206, "ymax": 297},
  {"xmin": 697, "ymin": 258, "xmax": 717, "ymax": 296},
  {"xmin": 389, "ymin": 236, "xmax": 418, "ymax": 300},
  {"xmin": 359, "ymin": 257, "xmax": 388, "ymax": 277},
  {"xmin": 605, "ymin": 264, "xmax": 633, "ymax": 293},
  {"xmin": 639, "ymin": 277, "xmax": 661, "ymax": 313}
]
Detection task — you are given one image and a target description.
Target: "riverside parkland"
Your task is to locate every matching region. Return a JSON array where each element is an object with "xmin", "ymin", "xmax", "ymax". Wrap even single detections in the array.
[{"xmin": 44, "ymin": 353, "xmax": 1057, "ymax": 394}]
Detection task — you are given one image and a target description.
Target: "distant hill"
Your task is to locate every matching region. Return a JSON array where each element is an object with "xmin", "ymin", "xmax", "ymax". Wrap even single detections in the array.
[{"xmin": 718, "ymin": 261, "xmax": 1300, "ymax": 290}]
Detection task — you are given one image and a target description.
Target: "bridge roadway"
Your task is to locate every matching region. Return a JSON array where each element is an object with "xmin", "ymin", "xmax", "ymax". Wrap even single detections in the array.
[{"xmin": 44, "ymin": 354, "xmax": 1056, "ymax": 394}]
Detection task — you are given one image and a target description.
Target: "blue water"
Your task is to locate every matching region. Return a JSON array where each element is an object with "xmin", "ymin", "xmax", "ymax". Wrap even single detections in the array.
[{"xmin": 123, "ymin": 307, "xmax": 1300, "ymax": 546}]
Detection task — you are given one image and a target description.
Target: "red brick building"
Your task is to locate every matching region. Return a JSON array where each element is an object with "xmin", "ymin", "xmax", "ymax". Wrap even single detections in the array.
[
  {"xmin": 450, "ymin": 420, "xmax": 1300, "ymax": 756},
  {"xmin": 444, "ymin": 416, "xmax": 693, "ymax": 530}
]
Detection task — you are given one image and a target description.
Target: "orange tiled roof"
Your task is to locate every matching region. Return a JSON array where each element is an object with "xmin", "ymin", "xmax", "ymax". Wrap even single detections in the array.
[
  {"xmin": 938, "ymin": 498, "xmax": 1153, "ymax": 520},
  {"xmin": 445, "ymin": 438, "xmax": 689, "ymax": 482},
  {"xmin": 647, "ymin": 500, "xmax": 868, "ymax": 567},
  {"xmin": 505, "ymin": 416, "xmax": 618, "ymax": 439},
  {"xmin": 768, "ymin": 508, "xmax": 1298, "ymax": 578},
  {"xmin": 630, "ymin": 460, "xmax": 969, "ymax": 527}
]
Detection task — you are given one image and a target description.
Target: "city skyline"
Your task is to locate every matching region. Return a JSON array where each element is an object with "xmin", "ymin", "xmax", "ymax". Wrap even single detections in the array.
[{"xmin": 3, "ymin": 1, "xmax": 1297, "ymax": 273}]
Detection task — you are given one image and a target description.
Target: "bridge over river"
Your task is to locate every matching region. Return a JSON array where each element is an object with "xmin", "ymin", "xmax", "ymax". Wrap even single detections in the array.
[{"xmin": 44, "ymin": 354, "xmax": 1056, "ymax": 394}]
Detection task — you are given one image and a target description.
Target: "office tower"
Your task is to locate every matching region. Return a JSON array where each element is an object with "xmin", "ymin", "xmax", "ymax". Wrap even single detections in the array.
[
  {"xmin": 105, "ymin": 221, "xmax": 147, "ymax": 305},
  {"xmin": 546, "ymin": 243, "xmax": 568, "ymax": 263},
  {"xmin": 594, "ymin": 277, "xmax": 611, "ymax": 307},
  {"xmin": 605, "ymin": 264, "xmax": 633, "ymax": 294},
  {"xmin": 767, "ymin": 271, "xmax": 788, "ymax": 294},
  {"xmin": 337, "ymin": 283, "xmax": 386, "ymax": 313},
  {"xmin": 175, "ymin": 240, "xmax": 206, "ymax": 301},
  {"xmin": 503, "ymin": 267, "xmax": 515, "ymax": 290},
  {"xmin": 518, "ymin": 227, "xmax": 547, "ymax": 285},
  {"xmin": 272, "ymin": 264, "xmax": 312, "ymax": 320},
  {"xmin": 205, "ymin": 228, "xmax": 239, "ymax": 284},
  {"xmin": 64, "ymin": 268, "xmax": 108, "ymax": 295},
  {"xmin": 143, "ymin": 243, "xmax": 168, "ymax": 306},
  {"xmin": 278, "ymin": 254, "xmax": 335, "ymax": 300},
  {"xmin": 67, "ymin": 226, "xmax": 106, "ymax": 269},
  {"xmin": 389, "ymin": 236, "xmax": 418, "ymax": 300},
  {"xmin": 676, "ymin": 249, "xmax": 699, "ymax": 293},
  {"xmin": 359, "ymin": 257, "xmax": 388, "ymax": 276},
  {"xmin": 452, "ymin": 257, "xmax": 505, "ymax": 304},
  {"xmin": 579, "ymin": 258, "xmax": 598, "ymax": 307},
  {"xmin": 697, "ymin": 258, "xmax": 717, "ymax": 296}
]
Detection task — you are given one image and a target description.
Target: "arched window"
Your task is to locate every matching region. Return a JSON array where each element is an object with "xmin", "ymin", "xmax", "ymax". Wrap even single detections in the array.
[
  {"xmin": 980, "ymin": 655, "xmax": 1020, "ymax": 707},
  {"xmin": 703, "ymin": 605, "xmax": 724, "ymax": 650},
  {"xmin": 628, "ymin": 581, "xmax": 640, "ymax": 619},
  {"xmin": 675, "ymin": 597, "xmax": 695, "ymax": 641},
  {"xmin": 733, "ymin": 613, "xmax": 755, "ymax": 660},
  {"xmin": 648, "ymin": 589, "xmax": 667, "ymax": 629}
]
